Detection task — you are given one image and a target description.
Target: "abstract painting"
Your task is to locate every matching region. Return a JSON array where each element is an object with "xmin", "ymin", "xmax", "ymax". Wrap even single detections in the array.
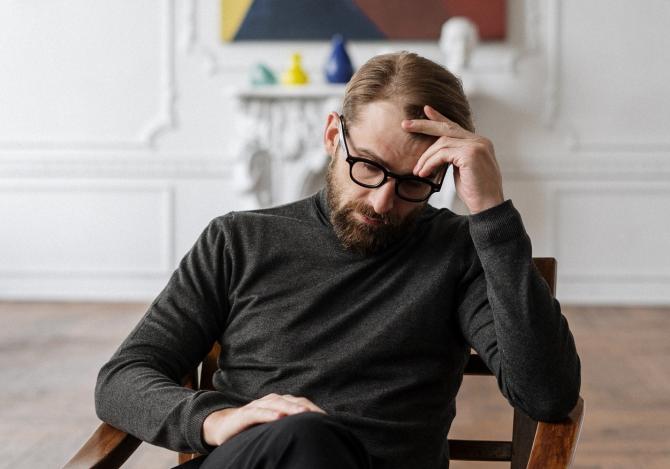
[{"xmin": 221, "ymin": 0, "xmax": 506, "ymax": 42}]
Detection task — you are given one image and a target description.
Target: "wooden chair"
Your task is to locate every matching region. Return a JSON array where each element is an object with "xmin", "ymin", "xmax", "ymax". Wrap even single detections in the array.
[{"xmin": 64, "ymin": 257, "xmax": 584, "ymax": 469}]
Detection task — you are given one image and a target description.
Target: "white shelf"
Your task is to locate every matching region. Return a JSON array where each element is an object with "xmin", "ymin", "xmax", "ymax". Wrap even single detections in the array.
[
  {"xmin": 225, "ymin": 83, "xmax": 346, "ymax": 99},
  {"xmin": 225, "ymin": 78, "xmax": 478, "ymax": 100}
]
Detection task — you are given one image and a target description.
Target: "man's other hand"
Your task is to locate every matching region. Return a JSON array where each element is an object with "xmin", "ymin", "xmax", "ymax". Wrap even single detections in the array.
[{"xmin": 202, "ymin": 393, "xmax": 327, "ymax": 447}]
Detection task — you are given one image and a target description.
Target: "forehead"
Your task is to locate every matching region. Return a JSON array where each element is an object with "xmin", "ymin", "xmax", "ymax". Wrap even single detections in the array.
[{"xmin": 346, "ymin": 101, "xmax": 433, "ymax": 173}]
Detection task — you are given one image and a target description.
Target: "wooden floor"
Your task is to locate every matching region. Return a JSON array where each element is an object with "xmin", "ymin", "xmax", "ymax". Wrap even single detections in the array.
[{"xmin": 1, "ymin": 302, "xmax": 669, "ymax": 469}]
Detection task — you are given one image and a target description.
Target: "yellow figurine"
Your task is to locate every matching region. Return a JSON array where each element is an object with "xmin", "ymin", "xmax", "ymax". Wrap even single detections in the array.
[{"xmin": 281, "ymin": 53, "xmax": 309, "ymax": 85}]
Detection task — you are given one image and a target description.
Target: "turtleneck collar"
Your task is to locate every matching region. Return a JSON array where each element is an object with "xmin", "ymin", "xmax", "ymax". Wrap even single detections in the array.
[{"xmin": 314, "ymin": 187, "xmax": 333, "ymax": 226}]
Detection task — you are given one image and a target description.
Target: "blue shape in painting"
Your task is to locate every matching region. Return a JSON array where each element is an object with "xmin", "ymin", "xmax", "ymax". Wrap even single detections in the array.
[
  {"xmin": 235, "ymin": 0, "xmax": 384, "ymax": 40},
  {"xmin": 325, "ymin": 35, "xmax": 354, "ymax": 83}
]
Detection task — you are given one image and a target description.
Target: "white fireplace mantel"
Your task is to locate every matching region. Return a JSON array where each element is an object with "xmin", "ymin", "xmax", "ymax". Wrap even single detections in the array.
[{"xmin": 225, "ymin": 84, "xmax": 344, "ymax": 208}]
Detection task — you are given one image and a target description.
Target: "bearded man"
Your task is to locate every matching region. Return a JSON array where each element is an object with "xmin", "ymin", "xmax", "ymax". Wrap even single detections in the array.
[{"xmin": 95, "ymin": 52, "xmax": 581, "ymax": 469}]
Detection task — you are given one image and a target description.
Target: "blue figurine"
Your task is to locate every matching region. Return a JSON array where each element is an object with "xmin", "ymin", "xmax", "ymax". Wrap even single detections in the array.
[{"xmin": 324, "ymin": 34, "xmax": 354, "ymax": 83}]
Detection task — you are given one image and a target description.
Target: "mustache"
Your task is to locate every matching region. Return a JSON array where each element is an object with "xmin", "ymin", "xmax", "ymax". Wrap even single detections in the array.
[{"xmin": 349, "ymin": 201, "xmax": 400, "ymax": 226}]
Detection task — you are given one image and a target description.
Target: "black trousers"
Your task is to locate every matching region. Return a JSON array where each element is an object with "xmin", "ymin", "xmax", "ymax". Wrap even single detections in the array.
[{"xmin": 172, "ymin": 412, "xmax": 374, "ymax": 469}]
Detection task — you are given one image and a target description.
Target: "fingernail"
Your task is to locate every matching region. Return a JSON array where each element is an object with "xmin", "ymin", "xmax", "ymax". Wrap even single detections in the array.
[{"xmin": 403, "ymin": 120, "xmax": 413, "ymax": 127}]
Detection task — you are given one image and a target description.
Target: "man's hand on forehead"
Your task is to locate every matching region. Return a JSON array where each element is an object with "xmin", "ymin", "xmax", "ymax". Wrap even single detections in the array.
[{"xmin": 401, "ymin": 105, "xmax": 505, "ymax": 215}]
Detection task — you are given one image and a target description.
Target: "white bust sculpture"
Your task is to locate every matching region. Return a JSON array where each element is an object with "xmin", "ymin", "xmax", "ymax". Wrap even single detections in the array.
[{"xmin": 440, "ymin": 17, "xmax": 479, "ymax": 75}]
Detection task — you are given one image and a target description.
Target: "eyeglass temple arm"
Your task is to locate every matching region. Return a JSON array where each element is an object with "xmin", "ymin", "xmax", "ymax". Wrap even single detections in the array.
[{"xmin": 337, "ymin": 115, "xmax": 347, "ymax": 152}]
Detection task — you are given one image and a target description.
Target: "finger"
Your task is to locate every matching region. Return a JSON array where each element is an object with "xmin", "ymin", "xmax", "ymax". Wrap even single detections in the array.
[
  {"xmin": 255, "ymin": 393, "xmax": 296, "ymax": 405},
  {"xmin": 414, "ymin": 137, "xmax": 469, "ymax": 175},
  {"xmin": 402, "ymin": 116, "xmax": 471, "ymax": 139},
  {"xmin": 248, "ymin": 395, "xmax": 310, "ymax": 415},
  {"xmin": 422, "ymin": 105, "xmax": 456, "ymax": 124},
  {"xmin": 424, "ymin": 105, "xmax": 476, "ymax": 136},
  {"xmin": 253, "ymin": 393, "xmax": 326, "ymax": 414},
  {"xmin": 257, "ymin": 393, "xmax": 280, "ymax": 401},
  {"xmin": 402, "ymin": 104, "xmax": 471, "ymax": 138},
  {"xmin": 281, "ymin": 395, "xmax": 328, "ymax": 414},
  {"xmin": 226, "ymin": 407, "xmax": 285, "ymax": 437},
  {"xmin": 416, "ymin": 149, "xmax": 457, "ymax": 178},
  {"xmin": 239, "ymin": 406, "xmax": 285, "ymax": 422}
]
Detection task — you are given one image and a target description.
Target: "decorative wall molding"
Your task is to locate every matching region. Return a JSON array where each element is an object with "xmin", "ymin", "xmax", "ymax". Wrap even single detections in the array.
[
  {"xmin": 0, "ymin": 0, "xmax": 177, "ymax": 151},
  {"xmin": 1, "ymin": 276, "xmax": 168, "ymax": 302},
  {"xmin": 564, "ymin": 137, "xmax": 670, "ymax": 154},
  {"xmin": 0, "ymin": 183, "xmax": 175, "ymax": 276},
  {"xmin": 8, "ymin": 146, "xmax": 666, "ymax": 185},
  {"xmin": 140, "ymin": 0, "xmax": 178, "ymax": 149},
  {"xmin": 501, "ymin": 152, "xmax": 670, "ymax": 181},
  {"xmin": 522, "ymin": 0, "xmax": 541, "ymax": 54},
  {"xmin": 0, "ymin": 155, "xmax": 232, "ymax": 179},
  {"xmin": 182, "ymin": 0, "xmax": 220, "ymax": 75},
  {"xmin": 541, "ymin": 0, "xmax": 561, "ymax": 127},
  {"xmin": 230, "ymin": 94, "xmax": 338, "ymax": 207}
]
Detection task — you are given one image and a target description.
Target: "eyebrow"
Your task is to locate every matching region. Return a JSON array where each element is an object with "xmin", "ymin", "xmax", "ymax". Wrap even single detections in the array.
[
  {"xmin": 351, "ymin": 145, "xmax": 417, "ymax": 177},
  {"xmin": 354, "ymin": 147, "xmax": 383, "ymax": 164}
]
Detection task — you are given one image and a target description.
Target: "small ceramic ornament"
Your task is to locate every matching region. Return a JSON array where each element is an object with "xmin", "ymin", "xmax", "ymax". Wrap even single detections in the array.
[
  {"xmin": 281, "ymin": 53, "xmax": 309, "ymax": 85},
  {"xmin": 324, "ymin": 34, "xmax": 354, "ymax": 83},
  {"xmin": 250, "ymin": 63, "xmax": 277, "ymax": 86}
]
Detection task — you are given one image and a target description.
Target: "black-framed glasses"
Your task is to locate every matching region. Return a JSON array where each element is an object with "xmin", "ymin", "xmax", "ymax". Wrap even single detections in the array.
[{"xmin": 338, "ymin": 115, "xmax": 447, "ymax": 203}]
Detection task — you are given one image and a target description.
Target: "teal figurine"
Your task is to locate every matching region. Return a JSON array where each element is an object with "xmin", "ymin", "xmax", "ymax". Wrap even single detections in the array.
[
  {"xmin": 250, "ymin": 63, "xmax": 277, "ymax": 86},
  {"xmin": 324, "ymin": 34, "xmax": 354, "ymax": 83}
]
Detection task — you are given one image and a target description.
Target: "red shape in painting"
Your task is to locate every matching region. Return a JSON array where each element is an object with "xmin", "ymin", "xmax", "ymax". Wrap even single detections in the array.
[
  {"xmin": 353, "ymin": 0, "xmax": 506, "ymax": 41},
  {"xmin": 353, "ymin": 0, "xmax": 449, "ymax": 39},
  {"xmin": 443, "ymin": 0, "xmax": 506, "ymax": 40}
]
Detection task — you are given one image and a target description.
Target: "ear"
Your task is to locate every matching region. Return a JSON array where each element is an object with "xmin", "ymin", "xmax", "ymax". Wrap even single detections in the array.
[{"xmin": 323, "ymin": 111, "xmax": 341, "ymax": 161}]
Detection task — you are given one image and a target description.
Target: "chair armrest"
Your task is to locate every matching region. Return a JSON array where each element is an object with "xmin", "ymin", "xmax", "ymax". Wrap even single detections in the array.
[
  {"xmin": 63, "ymin": 422, "xmax": 142, "ymax": 469},
  {"xmin": 526, "ymin": 396, "xmax": 585, "ymax": 469}
]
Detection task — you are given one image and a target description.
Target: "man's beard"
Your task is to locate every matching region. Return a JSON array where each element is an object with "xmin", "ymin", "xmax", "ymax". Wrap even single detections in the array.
[{"xmin": 326, "ymin": 165, "xmax": 424, "ymax": 255}]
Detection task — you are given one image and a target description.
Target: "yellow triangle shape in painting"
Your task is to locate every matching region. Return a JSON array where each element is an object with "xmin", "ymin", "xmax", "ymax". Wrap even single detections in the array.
[{"xmin": 221, "ymin": 0, "xmax": 253, "ymax": 42}]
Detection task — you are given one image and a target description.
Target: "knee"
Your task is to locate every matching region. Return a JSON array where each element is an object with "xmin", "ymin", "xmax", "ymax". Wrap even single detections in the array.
[
  {"xmin": 268, "ymin": 412, "xmax": 370, "ymax": 467},
  {"xmin": 272, "ymin": 411, "xmax": 338, "ymax": 443},
  {"xmin": 198, "ymin": 412, "xmax": 370, "ymax": 469}
]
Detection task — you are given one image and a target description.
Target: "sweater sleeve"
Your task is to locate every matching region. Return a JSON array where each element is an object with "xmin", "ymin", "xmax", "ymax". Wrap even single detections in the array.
[
  {"xmin": 95, "ymin": 218, "xmax": 234, "ymax": 454},
  {"xmin": 456, "ymin": 200, "xmax": 581, "ymax": 421}
]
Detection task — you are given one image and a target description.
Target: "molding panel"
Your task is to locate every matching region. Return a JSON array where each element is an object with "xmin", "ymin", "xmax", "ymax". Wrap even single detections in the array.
[
  {"xmin": 0, "ymin": 182, "xmax": 174, "ymax": 279},
  {"xmin": 548, "ymin": 184, "xmax": 670, "ymax": 304},
  {"xmin": 0, "ymin": 0, "xmax": 176, "ymax": 150},
  {"xmin": 544, "ymin": 0, "xmax": 670, "ymax": 152}
]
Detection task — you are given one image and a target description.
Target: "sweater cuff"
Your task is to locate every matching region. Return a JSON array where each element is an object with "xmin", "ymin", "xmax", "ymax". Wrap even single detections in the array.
[
  {"xmin": 184, "ymin": 390, "xmax": 236, "ymax": 455},
  {"xmin": 468, "ymin": 199, "xmax": 526, "ymax": 249}
]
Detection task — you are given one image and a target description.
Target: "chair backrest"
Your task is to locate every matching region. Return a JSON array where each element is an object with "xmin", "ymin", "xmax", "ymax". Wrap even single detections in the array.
[{"xmin": 179, "ymin": 257, "xmax": 559, "ymax": 467}]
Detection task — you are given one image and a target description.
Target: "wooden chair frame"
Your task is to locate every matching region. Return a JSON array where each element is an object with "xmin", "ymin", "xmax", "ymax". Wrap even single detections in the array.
[{"xmin": 65, "ymin": 258, "xmax": 584, "ymax": 468}]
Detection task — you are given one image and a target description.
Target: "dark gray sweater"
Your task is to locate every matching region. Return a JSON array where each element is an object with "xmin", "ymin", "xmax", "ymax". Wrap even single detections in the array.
[{"xmin": 95, "ymin": 189, "xmax": 580, "ymax": 469}]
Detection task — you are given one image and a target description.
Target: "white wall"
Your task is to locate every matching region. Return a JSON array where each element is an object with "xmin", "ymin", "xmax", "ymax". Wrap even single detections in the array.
[{"xmin": 1, "ymin": 0, "xmax": 668, "ymax": 304}]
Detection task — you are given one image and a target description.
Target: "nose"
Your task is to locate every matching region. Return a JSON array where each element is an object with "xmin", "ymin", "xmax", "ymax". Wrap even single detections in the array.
[{"xmin": 369, "ymin": 179, "xmax": 396, "ymax": 214}]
